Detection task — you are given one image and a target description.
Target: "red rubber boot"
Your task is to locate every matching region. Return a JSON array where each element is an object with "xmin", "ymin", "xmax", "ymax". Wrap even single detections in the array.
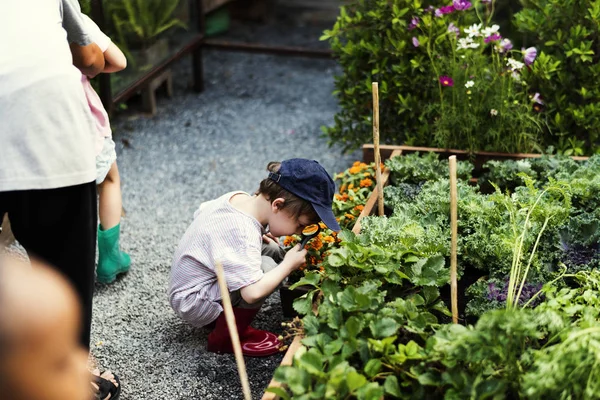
[{"xmin": 207, "ymin": 307, "xmax": 281, "ymax": 357}]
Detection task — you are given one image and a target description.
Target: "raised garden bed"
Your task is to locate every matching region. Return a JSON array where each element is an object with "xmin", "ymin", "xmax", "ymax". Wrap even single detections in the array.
[{"xmin": 265, "ymin": 145, "xmax": 596, "ymax": 399}]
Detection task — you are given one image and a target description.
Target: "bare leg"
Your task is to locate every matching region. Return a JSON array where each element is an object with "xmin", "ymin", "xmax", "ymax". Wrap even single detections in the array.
[{"xmin": 98, "ymin": 162, "xmax": 122, "ymax": 230}]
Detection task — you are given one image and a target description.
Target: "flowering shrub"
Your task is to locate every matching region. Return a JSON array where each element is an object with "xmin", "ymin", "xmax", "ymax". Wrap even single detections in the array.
[
  {"xmin": 514, "ymin": 0, "xmax": 600, "ymax": 155},
  {"xmin": 322, "ymin": 0, "xmax": 548, "ymax": 154},
  {"xmin": 333, "ymin": 161, "xmax": 383, "ymax": 229}
]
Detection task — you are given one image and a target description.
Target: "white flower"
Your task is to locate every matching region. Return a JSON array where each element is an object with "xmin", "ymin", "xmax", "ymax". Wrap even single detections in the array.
[
  {"xmin": 465, "ymin": 80, "xmax": 475, "ymax": 88},
  {"xmin": 482, "ymin": 24, "xmax": 500, "ymax": 37},
  {"xmin": 490, "ymin": 109, "xmax": 498, "ymax": 116},
  {"xmin": 464, "ymin": 23, "xmax": 482, "ymax": 37},
  {"xmin": 506, "ymin": 58, "xmax": 525, "ymax": 71},
  {"xmin": 511, "ymin": 71, "xmax": 521, "ymax": 81},
  {"xmin": 457, "ymin": 37, "xmax": 480, "ymax": 50}
]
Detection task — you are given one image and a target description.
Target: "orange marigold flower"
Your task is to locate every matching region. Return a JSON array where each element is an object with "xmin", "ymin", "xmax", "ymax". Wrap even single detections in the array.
[
  {"xmin": 354, "ymin": 205, "xmax": 365, "ymax": 212},
  {"xmin": 344, "ymin": 213, "xmax": 355, "ymax": 220},
  {"xmin": 348, "ymin": 183, "xmax": 355, "ymax": 190},
  {"xmin": 309, "ymin": 256, "xmax": 318, "ymax": 265},
  {"xmin": 349, "ymin": 166, "xmax": 362, "ymax": 174},
  {"xmin": 318, "ymin": 222, "xmax": 327, "ymax": 230},
  {"xmin": 341, "ymin": 194, "xmax": 349, "ymax": 201},
  {"xmin": 323, "ymin": 236, "xmax": 335, "ymax": 243},
  {"xmin": 353, "ymin": 161, "xmax": 361, "ymax": 167},
  {"xmin": 335, "ymin": 194, "xmax": 343, "ymax": 201},
  {"xmin": 340, "ymin": 184, "xmax": 347, "ymax": 193},
  {"xmin": 360, "ymin": 178, "xmax": 374, "ymax": 188},
  {"xmin": 312, "ymin": 239, "xmax": 323, "ymax": 251},
  {"xmin": 319, "ymin": 266, "xmax": 325, "ymax": 272},
  {"xmin": 283, "ymin": 236, "xmax": 295, "ymax": 246},
  {"xmin": 363, "ymin": 172, "xmax": 371, "ymax": 177}
]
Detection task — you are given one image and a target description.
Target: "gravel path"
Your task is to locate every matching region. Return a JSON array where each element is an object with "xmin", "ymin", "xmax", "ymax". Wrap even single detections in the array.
[{"xmin": 90, "ymin": 25, "xmax": 358, "ymax": 399}]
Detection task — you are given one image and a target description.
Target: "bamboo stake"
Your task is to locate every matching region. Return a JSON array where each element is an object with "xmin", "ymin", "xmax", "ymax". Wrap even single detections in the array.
[
  {"xmin": 215, "ymin": 261, "xmax": 252, "ymax": 400},
  {"xmin": 448, "ymin": 156, "xmax": 459, "ymax": 324},
  {"xmin": 372, "ymin": 82, "xmax": 384, "ymax": 216}
]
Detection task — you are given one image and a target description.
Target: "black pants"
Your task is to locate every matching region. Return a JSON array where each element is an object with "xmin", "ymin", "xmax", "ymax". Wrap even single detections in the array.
[{"xmin": 0, "ymin": 182, "xmax": 97, "ymax": 348}]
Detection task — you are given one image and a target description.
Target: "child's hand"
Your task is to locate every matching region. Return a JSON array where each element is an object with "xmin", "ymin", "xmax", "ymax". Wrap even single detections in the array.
[
  {"xmin": 283, "ymin": 245, "xmax": 307, "ymax": 270},
  {"xmin": 262, "ymin": 233, "xmax": 280, "ymax": 245}
]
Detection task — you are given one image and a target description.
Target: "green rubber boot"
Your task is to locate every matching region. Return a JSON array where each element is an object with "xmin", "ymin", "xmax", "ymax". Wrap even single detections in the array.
[{"xmin": 97, "ymin": 224, "xmax": 131, "ymax": 284}]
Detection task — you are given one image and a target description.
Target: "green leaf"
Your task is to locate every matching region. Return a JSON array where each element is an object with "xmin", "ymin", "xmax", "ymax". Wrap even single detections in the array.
[
  {"xmin": 303, "ymin": 315, "xmax": 321, "ymax": 336},
  {"xmin": 289, "ymin": 272, "xmax": 321, "ymax": 289},
  {"xmin": 338, "ymin": 229, "xmax": 356, "ymax": 243},
  {"xmin": 364, "ymin": 359, "xmax": 382, "ymax": 378},
  {"xmin": 345, "ymin": 316, "xmax": 365, "ymax": 338},
  {"xmin": 384, "ymin": 375, "xmax": 402, "ymax": 397},
  {"xmin": 370, "ymin": 317, "xmax": 400, "ymax": 338},
  {"xmin": 347, "ymin": 370, "xmax": 368, "ymax": 393},
  {"xmin": 297, "ymin": 350, "xmax": 326, "ymax": 377},
  {"xmin": 356, "ymin": 382, "xmax": 385, "ymax": 400},
  {"xmin": 324, "ymin": 339, "xmax": 344, "ymax": 356},
  {"xmin": 293, "ymin": 293, "xmax": 314, "ymax": 315}
]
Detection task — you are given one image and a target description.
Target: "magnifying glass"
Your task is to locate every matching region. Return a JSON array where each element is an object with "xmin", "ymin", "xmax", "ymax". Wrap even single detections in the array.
[{"xmin": 299, "ymin": 224, "xmax": 321, "ymax": 248}]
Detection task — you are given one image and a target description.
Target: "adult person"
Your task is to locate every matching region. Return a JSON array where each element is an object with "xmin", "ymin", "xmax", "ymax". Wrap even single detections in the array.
[{"xmin": 0, "ymin": 0, "xmax": 119, "ymax": 398}]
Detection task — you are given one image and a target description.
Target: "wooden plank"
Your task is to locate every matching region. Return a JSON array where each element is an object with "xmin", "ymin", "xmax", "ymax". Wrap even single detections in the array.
[
  {"xmin": 352, "ymin": 149, "xmax": 403, "ymax": 234},
  {"xmin": 262, "ymin": 335, "xmax": 303, "ymax": 400},
  {"xmin": 362, "ymin": 144, "xmax": 589, "ymax": 163}
]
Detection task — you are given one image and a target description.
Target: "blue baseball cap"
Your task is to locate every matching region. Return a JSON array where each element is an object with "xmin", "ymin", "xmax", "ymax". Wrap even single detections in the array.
[{"xmin": 268, "ymin": 159, "xmax": 341, "ymax": 232}]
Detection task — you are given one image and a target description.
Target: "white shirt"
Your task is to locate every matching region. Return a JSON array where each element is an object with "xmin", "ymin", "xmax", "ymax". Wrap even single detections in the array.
[
  {"xmin": 0, "ymin": 0, "xmax": 96, "ymax": 191},
  {"xmin": 169, "ymin": 192, "xmax": 265, "ymax": 327}
]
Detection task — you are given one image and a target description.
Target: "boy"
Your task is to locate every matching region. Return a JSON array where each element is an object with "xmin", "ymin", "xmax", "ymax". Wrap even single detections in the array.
[
  {"xmin": 0, "ymin": 256, "xmax": 120, "ymax": 400},
  {"xmin": 169, "ymin": 159, "xmax": 340, "ymax": 356}
]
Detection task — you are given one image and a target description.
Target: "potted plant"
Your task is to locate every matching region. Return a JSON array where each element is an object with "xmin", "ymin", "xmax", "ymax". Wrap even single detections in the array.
[{"xmin": 108, "ymin": 0, "xmax": 188, "ymax": 67}]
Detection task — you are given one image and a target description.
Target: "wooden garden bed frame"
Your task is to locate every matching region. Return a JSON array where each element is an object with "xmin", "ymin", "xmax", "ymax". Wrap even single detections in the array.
[{"xmin": 263, "ymin": 144, "xmax": 589, "ymax": 399}]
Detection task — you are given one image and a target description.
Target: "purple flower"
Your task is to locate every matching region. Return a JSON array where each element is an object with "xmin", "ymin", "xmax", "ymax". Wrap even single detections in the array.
[
  {"xmin": 440, "ymin": 5, "xmax": 456, "ymax": 14},
  {"xmin": 498, "ymin": 38, "xmax": 513, "ymax": 53},
  {"xmin": 439, "ymin": 75, "xmax": 454, "ymax": 87},
  {"xmin": 425, "ymin": 5, "xmax": 435, "ymax": 12},
  {"xmin": 447, "ymin": 23, "xmax": 460, "ymax": 36},
  {"xmin": 481, "ymin": 0, "xmax": 492, "ymax": 3},
  {"xmin": 409, "ymin": 17, "xmax": 419, "ymax": 30},
  {"xmin": 434, "ymin": 8, "xmax": 443, "ymax": 17},
  {"xmin": 532, "ymin": 92, "xmax": 543, "ymax": 105},
  {"xmin": 523, "ymin": 47, "xmax": 537, "ymax": 65},
  {"xmin": 484, "ymin": 33, "xmax": 502, "ymax": 43},
  {"xmin": 452, "ymin": 0, "xmax": 472, "ymax": 10},
  {"xmin": 412, "ymin": 37, "xmax": 420, "ymax": 47}
]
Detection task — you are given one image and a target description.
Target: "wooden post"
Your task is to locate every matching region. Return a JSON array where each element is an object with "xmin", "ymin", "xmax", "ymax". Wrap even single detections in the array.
[
  {"xmin": 448, "ymin": 156, "xmax": 459, "ymax": 324},
  {"xmin": 214, "ymin": 261, "xmax": 252, "ymax": 400},
  {"xmin": 372, "ymin": 82, "xmax": 384, "ymax": 216}
]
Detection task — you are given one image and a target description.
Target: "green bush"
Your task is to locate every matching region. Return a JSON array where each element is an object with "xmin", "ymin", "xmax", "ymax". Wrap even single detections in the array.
[
  {"xmin": 514, "ymin": 0, "xmax": 600, "ymax": 155},
  {"xmin": 322, "ymin": 0, "xmax": 594, "ymax": 155}
]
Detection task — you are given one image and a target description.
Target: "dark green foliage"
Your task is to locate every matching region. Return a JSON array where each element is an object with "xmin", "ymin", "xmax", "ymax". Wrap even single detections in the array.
[
  {"xmin": 386, "ymin": 152, "xmax": 474, "ymax": 185},
  {"xmin": 514, "ymin": 0, "xmax": 600, "ymax": 155}
]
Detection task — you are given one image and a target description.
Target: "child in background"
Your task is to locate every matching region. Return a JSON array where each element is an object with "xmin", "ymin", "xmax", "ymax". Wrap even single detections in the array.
[
  {"xmin": 169, "ymin": 159, "xmax": 340, "ymax": 357},
  {"xmin": 0, "ymin": 256, "xmax": 120, "ymax": 400},
  {"xmin": 78, "ymin": 15, "xmax": 131, "ymax": 284}
]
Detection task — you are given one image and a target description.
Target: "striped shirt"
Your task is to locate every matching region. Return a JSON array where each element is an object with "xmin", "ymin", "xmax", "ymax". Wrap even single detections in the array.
[{"xmin": 169, "ymin": 191, "xmax": 265, "ymax": 327}]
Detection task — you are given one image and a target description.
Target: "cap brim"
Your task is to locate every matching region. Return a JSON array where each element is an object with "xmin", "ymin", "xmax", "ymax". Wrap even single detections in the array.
[{"xmin": 313, "ymin": 203, "xmax": 341, "ymax": 232}]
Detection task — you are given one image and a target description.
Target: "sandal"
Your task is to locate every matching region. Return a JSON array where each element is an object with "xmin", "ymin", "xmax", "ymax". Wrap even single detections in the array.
[{"xmin": 91, "ymin": 371, "xmax": 121, "ymax": 400}]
